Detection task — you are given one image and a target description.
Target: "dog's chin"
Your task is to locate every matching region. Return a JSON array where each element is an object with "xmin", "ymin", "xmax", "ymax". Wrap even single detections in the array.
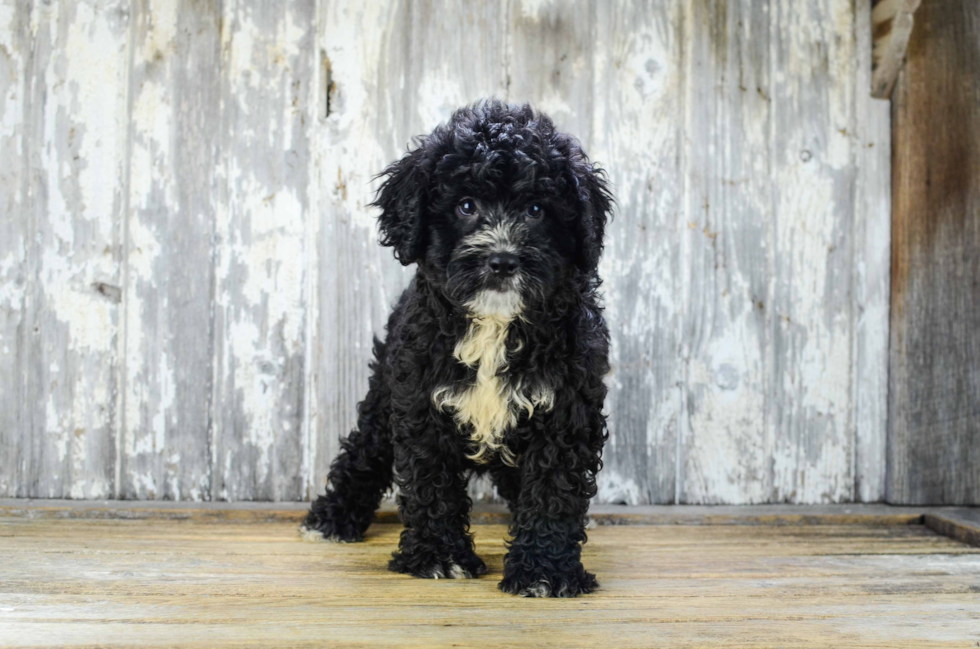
[{"xmin": 464, "ymin": 287, "xmax": 523, "ymax": 320}]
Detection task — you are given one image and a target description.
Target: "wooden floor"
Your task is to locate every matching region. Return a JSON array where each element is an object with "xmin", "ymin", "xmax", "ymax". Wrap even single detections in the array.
[{"xmin": 2, "ymin": 511, "xmax": 980, "ymax": 647}]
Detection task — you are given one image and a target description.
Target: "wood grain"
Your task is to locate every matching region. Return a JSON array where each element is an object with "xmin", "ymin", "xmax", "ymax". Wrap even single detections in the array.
[
  {"xmin": 678, "ymin": 0, "xmax": 772, "ymax": 504},
  {"xmin": 887, "ymin": 0, "xmax": 980, "ymax": 504},
  {"xmin": 924, "ymin": 509, "xmax": 980, "ymax": 548},
  {"xmin": 591, "ymin": 0, "xmax": 685, "ymax": 504},
  {"xmin": 4, "ymin": 0, "xmax": 130, "ymax": 499},
  {"xmin": 853, "ymin": 1, "xmax": 892, "ymax": 503},
  {"xmin": 768, "ymin": 0, "xmax": 861, "ymax": 503},
  {"xmin": 0, "ymin": 499, "xmax": 945, "ymax": 527},
  {"xmin": 1, "ymin": 516, "xmax": 978, "ymax": 647},
  {"xmin": 119, "ymin": 0, "xmax": 220, "ymax": 500},
  {"xmin": 210, "ymin": 0, "xmax": 316, "ymax": 502},
  {"xmin": 0, "ymin": 1, "xmax": 33, "ymax": 497},
  {"xmin": 871, "ymin": 0, "xmax": 921, "ymax": 99},
  {"xmin": 0, "ymin": 0, "xmax": 896, "ymax": 505}
]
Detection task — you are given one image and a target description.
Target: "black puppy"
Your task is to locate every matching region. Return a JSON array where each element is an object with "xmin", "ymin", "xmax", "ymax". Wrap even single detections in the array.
[{"xmin": 303, "ymin": 100, "xmax": 613, "ymax": 598}]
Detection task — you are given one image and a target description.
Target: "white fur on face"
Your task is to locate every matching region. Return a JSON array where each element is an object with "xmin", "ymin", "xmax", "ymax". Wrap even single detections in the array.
[
  {"xmin": 465, "ymin": 288, "xmax": 523, "ymax": 319},
  {"xmin": 453, "ymin": 220, "xmax": 526, "ymax": 319}
]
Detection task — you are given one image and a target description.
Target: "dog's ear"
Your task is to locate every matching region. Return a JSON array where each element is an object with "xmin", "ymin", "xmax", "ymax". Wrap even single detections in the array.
[
  {"xmin": 572, "ymin": 159, "xmax": 614, "ymax": 273},
  {"xmin": 373, "ymin": 146, "xmax": 429, "ymax": 265}
]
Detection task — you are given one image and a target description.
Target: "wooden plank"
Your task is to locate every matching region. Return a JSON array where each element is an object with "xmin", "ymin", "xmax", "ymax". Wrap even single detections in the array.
[
  {"xmin": 924, "ymin": 509, "xmax": 980, "ymax": 548},
  {"xmin": 888, "ymin": 0, "xmax": 980, "ymax": 505},
  {"xmin": 210, "ymin": 0, "xmax": 316, "ymax": 501},
  {"xmin": 310, "ymin": 0, "xmax": 507, "ymax": 501},
  {"xmin": 871, "ymin": 0, "xmax": 921, "ymax": 99},
  {"xmin": 0, "ymin": 499, "xmax": 940, "ymax": 527},
  {"xmin": 118, "ymin": 0, "xmax": 221, "ymax": 500},
  {"xmin": 0, "ymin": 1, "xmax": 33, "ymax": 497},
  {"xmin": 507, "ymin": 0, "xmax": 596, "ymax": 146},
  {"xmin": 0, "ymin": 519, "xmax": 978, "ymax": 647},
  {"xmin": 588, "ymin": 1, "xmax": 685, "ymax": 504},
  {"xmin": 15, "ymin": 0, "xmax": 130, "ymax": 498},
  {"xmin": 768, "ymin": 0, "xmax": 860, "ymax": 503},
  {"xmin": 853, "ymin": 0, "xmax": 892, "ymax": 503},
  {"xmin": 676, "ymin": 0, "xmax": 772, "ymax": 504},
  {"xmin": 3, "ymin": 524, "xmax": 975, "ymax": 564}
]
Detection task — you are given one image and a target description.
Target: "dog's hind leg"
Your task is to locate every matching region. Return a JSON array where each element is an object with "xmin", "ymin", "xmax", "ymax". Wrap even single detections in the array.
[
  {"xmin": 302, "ymin": 338, "xmax": 393, "ymax": 543},
  {"xmin": 489, "ymin": 463, "xmax": 522, "ymax": 514}
]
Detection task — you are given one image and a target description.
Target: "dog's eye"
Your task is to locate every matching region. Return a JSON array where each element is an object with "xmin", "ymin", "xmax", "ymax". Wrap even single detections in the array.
[
  {"xmin": 457, "ymin": 199, "xmax": 476, "ymax": 217},
  {"xmin": 526, "ymin": 203, "xmax": 544, "ymax": 220}
]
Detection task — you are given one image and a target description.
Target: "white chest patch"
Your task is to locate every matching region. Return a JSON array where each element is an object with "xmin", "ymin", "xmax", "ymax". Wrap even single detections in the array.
[{"xmin": 432, "ymin": 311, "xmax": 553, "ymax": 465}]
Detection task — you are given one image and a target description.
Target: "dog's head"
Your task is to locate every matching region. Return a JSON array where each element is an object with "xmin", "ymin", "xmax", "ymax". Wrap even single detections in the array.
[{"xmin": 373, "ymin": 100, "xmax": 612, "ymax": 319}]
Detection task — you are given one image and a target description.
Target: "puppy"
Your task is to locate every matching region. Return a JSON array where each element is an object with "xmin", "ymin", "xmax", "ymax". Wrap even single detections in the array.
[{"xmin": 303, "ymin": 100, "xmax": 613, "ymax": 598}]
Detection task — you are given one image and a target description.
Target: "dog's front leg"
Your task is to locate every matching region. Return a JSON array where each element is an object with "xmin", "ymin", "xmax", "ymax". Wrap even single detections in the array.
[
  {"xmin": 499, "ymin": 398, "xmax": 605, "ymax": 597},
  {"xmin": 387, "ymin": 413, "xmax": 487, "ymax": 579}
]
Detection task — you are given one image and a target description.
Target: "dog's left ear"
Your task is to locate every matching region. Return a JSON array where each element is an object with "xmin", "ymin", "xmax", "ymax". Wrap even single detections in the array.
[
  {"xmin": 572, "ymin": 159, "xmax": 614, "ymax": 273},
  {"xmin": 373, "ymin": 146, "xmax": 429, "ymax": 266}
]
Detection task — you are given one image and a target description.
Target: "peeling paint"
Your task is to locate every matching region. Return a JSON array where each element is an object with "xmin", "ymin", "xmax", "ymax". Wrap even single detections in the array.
[
  {"xmin": 119, "ymin": 0, "xmax": 217, "ymax": 500},
  {"xmin": 1, "ymin": 0, "xmax": 891, "ymax": 505},
  {"xmin": 209, "ymin": 0, "xmax": 314, "ymax": 501}
]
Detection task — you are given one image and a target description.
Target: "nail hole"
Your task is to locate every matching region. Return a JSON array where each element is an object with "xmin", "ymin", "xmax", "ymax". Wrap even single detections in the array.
[{"xmin": 92, "ymin": 282, "xmax": 122, "ymax": 304}]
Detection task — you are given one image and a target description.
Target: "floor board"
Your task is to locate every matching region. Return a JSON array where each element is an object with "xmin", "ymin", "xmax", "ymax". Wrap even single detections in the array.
[{"xmin": 1, "ymin": 518, "xmax": 979, "ymax": 647}]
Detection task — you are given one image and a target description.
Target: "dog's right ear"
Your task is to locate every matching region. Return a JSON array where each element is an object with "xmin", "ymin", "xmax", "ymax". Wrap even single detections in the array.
[{"xmin": 373, "ymin": 146, "xmax": 428, "ymax": 266}]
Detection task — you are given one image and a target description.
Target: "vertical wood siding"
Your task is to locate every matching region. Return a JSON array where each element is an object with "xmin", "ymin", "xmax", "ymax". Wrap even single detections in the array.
[
  {"xmin": 210, "ymin": 0, "xmax": 316, "ymax": 501},
  {"xmin": 679, "ymin": 0, "xmax": 771, "ymax": 504},
  {"xmin": 592, "ymin": 0, "xmax": 685, "ymax": 504},
  {"xmin": 0, "ymin": 0, "xmax": 892, "ymax": 504},
  {"xmin": 887, "ymin": 0, "xmax": 980, "ymax": 505},
  {"xmin": 120, "ymin": 0, "xmax": 219, "ymax": 500},
  {"xmin": 0, "ymin": 1, "xmax": 32, "ymax": 497}
]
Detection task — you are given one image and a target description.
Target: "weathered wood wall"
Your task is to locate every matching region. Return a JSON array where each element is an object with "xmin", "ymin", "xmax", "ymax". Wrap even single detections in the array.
[
  {"xmin": 887, "ymin": 0, "xmax": 980, "ymax": 505},
  {"xmin": 0, "ymin": 0, "xmax": 892, "ymax": 504}
]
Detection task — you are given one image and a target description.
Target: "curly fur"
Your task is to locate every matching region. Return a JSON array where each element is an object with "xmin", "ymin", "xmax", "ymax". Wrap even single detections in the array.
[{"xmin": 304, "ymin": 100, "xmax": 613, "ymax": 597}]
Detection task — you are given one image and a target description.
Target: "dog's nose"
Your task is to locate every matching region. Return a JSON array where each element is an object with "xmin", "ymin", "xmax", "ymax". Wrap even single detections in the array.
[{"xmin": 488, "ymin": 252, "xmax": 520, "ymax": 277}]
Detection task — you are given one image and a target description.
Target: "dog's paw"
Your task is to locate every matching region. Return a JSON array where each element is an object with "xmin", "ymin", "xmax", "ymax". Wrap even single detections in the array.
[
  {"xmin": 298, "ymin": 524, "xmax": 360, "ymax": 543},
  {"xmin": 388, "ymin": 549, "xmax": 487, "ymax": 579},
  {"xmin": 299, "ymin": 514, "xmax": 363, "ymax": 543},
  {"xmin": 498, "ymin": 564, "xmax": 598, "ymax": 598}
]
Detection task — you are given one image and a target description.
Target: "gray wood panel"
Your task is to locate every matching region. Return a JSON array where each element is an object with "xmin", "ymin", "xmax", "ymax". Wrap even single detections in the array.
[
  {"xmin": 119, "ymin": 0, "xmax": 220, "ymax": 500},
  {"xmin": 590, "ymin": 0, "xmax": 685, "ymax": 504},
  {"xmin": 4, "ymin": 0, "xmax": 130, "ymax": 498},
  {"xmin": 211, "ymin": 0, "xmax": 316, "ymax": 501},
  {"xmin": 507, "ymin": 0, "xmax": 596, "ymax": 147},
  {"xmin": 854, "ymin": 0, "xmax": 892, "ymax": 504},
  {"xmin": 678, "ymin": 0, "xmax": 772, "ymax": 504},
  {"xmin": 887, "ymin": 0, "xmax": 980, "ymax": 504},
  {"xmin": 768, "ymin": 0, "xmax": 861, "ymax": 502},
  {"xmin": 0, "ymin": 0, "xmax": 897, "ymax": 504},
  {"xmin": 0, "ymin": 0, "xmax": 33, "ymax": 498}
]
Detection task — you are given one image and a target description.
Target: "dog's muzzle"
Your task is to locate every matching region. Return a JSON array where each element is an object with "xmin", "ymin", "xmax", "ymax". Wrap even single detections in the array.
[{"xmin": 487, "ymin": 252, "xmax": 519, "ymax": 278}]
